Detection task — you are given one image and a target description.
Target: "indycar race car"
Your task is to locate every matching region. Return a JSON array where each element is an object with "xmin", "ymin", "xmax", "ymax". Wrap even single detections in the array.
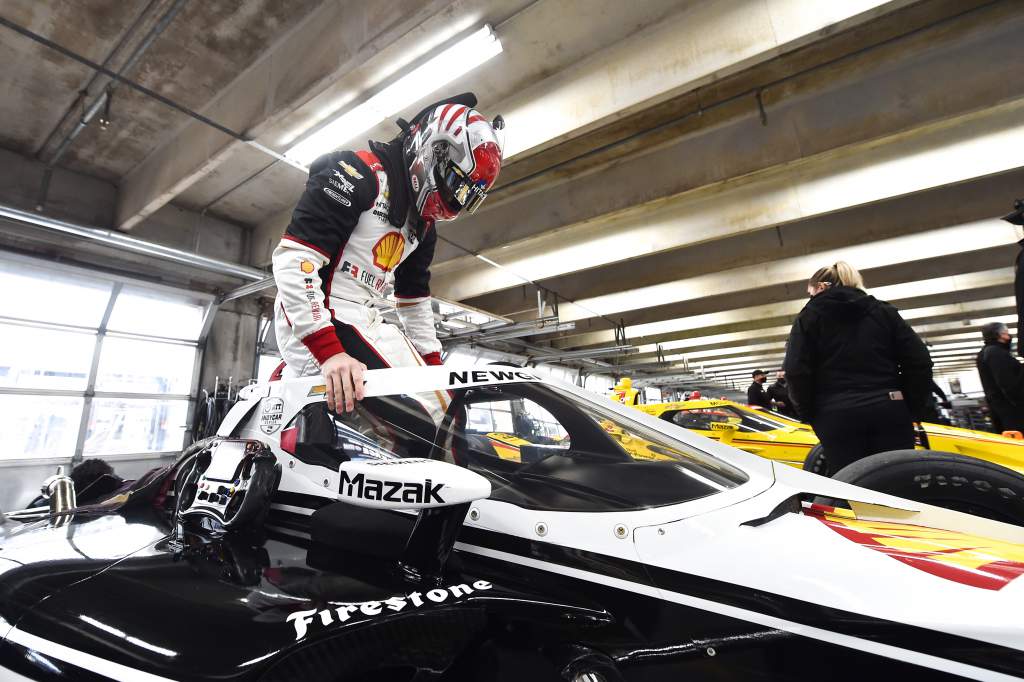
[
  {"xmin": 2, "ymin": 367, "xmax": 1024, "ymax": 681},
  {"xmin": 630, "ymin": 397, "xmax": 1024, "ymax": 525}
]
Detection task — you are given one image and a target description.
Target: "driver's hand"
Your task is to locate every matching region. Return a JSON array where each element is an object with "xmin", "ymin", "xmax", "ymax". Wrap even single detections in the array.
[{"xmin": 320, "ymin": 353, "xmax": 367, "ymax": 413}]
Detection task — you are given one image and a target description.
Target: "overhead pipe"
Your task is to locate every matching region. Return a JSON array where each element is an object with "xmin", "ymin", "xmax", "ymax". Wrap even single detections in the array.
[
  {"xmin": 529, "ymin": 345, "xmax": 637, "ymax": 363},
  {"xmin": 0, "ymin": 204, "xmax": 266, "ymax": 282},
  {"xmin": 220, "ymin": 276, "xmax": 275, "ymax": 302},
  {"xmin": 482, "ymin": 321, "xmax": 575, "ymax": 342},
  {"xmin": 440, "ymin": 315, "xmax": 562, "ymax": 341},
  {"xmin": 36, "ymin": 0, "xmax": 190, "ymax": 209},
  {"xmin": 34, "ymin": 0, "xmax": 161, "ymax": 158}
]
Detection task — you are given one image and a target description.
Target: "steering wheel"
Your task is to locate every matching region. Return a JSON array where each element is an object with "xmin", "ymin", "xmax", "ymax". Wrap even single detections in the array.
[{"xmin": 177, "ymin": 439, "xmax": 279, "ymax": 530}]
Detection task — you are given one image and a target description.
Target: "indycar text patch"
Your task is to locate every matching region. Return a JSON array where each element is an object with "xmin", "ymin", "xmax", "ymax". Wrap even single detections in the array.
[{"xmin": 260, "ymin": 398, "xmax": 284, "ymax": 435}]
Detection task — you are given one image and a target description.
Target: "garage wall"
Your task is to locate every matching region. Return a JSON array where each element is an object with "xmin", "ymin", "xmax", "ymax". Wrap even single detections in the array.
[{"xmin": 0, "ymin": 147, "xmax": 115, "ymax": 226}]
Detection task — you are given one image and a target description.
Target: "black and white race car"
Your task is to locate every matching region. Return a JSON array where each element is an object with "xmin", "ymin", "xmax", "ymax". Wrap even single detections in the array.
[{"xmin": 1, "ymin": 366, "xmax": 1023, "ymax": 681}]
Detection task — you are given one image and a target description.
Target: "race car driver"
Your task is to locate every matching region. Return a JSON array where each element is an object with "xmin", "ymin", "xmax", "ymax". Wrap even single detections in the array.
[{"xmin": 272, "ymin": 93, "xmax": 503, "ymax": 414}]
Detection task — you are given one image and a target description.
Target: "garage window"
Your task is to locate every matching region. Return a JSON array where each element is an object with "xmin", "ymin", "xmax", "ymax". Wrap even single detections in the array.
[{"xmin": 0, "ymin": 257, "xmax": 211, "ymax": 462}]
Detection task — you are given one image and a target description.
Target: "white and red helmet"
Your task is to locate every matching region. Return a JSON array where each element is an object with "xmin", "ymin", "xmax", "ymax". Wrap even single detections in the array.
[{"xmin": 403, "ymin": 98, "xmax": 503, "ymax": 225}]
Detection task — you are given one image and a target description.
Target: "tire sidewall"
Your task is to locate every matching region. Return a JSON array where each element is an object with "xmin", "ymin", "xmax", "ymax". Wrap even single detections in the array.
[
  {"xmin": 802, "ymin": 443, "xmax": 830, "ymax": 476},
  {"xmin": 833, "ymin": 449, "xmax": 1024, "ymax": 525}
]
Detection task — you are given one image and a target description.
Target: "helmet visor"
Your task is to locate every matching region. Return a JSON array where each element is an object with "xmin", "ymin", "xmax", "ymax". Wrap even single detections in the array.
[{"xmin": 434, "ymin": 159, "xmax": 488, "ymax": 215}]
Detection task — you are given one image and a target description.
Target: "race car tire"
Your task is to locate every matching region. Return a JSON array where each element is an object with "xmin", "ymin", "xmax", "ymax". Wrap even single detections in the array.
[
  {"xmin": 831, "ymin": 449, "xmax": 1024, "ymax": 525},
  {"xmin": 802, "ymin": 444, "xmax": 830, "ymax": 476}
]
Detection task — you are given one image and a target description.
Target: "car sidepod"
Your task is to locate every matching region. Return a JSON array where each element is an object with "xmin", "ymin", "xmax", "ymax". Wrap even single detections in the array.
[{"xmin": 632, "ymin": 485, "xmax": 1024, "ymax": 681}]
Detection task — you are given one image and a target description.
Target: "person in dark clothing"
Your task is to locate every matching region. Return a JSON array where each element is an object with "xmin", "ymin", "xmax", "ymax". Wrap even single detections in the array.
[
  {"xmin": 766, "ymin": 370, "xmax": 796, "ymax": 418},
  {"xmin": 1003, "ymin": 199, "xmax": 1024, "ymax": 357},
  {"xmin": 747, "ymin": 370, "xmax": 772, "ymax": 409},
  {"xmin": 920, "ymin": 379, "xmax": 952, "ymax": 425},
  {"xmin": 976, "ymin": 322, "xmax": 1024, "ymax": 433},
  {"xmin": 783, "ymin": 262, "xmax": 933, "ymax": 474}
]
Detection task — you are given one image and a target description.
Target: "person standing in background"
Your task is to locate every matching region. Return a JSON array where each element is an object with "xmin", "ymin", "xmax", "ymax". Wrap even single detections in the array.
[
  {"xmin": 767, "ymin": 370, "xmax": 795, "ymax": 418},
  {"xmin": 976, "ymin": 321, "xmax": 1024, "ymax": 433},
  {"xmin": 783, "ymin": 262, "xmax": 933, "ymax": 474},
  {"xmin": 747, "ymin": 370, "xmax": 771, "ymax": 409},
  {"xmin": 1001, "ymin": 199, "xmax": 1024, "ymax": 357}
]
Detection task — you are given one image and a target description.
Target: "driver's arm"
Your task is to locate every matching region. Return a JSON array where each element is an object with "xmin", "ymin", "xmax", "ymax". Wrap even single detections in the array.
[
  {"xmin": 273, "ymin": 152, "xmax": 375, "ymax": 408},
  {"xmin": 394, "ymin": 225, "xmax": 442, "ymax": 365}
]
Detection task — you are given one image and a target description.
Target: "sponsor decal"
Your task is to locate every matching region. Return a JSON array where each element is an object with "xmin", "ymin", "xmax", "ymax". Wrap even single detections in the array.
[
  {"xmin": 286, "ymin": 581, "xmax": 493, "ymax": 640},
  {"xmin": 371, "ymin": 231, "xmax": 405, "ymax": 272},
  {"xmin": 339, "ymin": 469, "xmax": 444, "ymax": 505},
  {"xmin": 330, "ymin": 170, "xmax": 355, "ymax": 193},
  {"xmin": 410, "ymin": 175, "xmax": 420, "ymax": 192},
  {"xmin": 340, "ymin": 260, "xmax": 386, "ymax": 292},
  {"xmin": 324, "ymin": 187, "xmax": 351, "ymax": 206},
  {"xmin": 372, "ymin": 194, "xmax": 391, "ymax": 223},
  {"xmin": 448, "ymin": 369, "xmax": 539, "ymax": 385},
  {"xmin": 303, "ymin": 276, "xmax": 322, "ymax": 322},
  {"xmin": 806, "ymin": 505, "xmax": 1024, "ymax": 590},
  {"xmin": 337, "ymin": 160, "xmax": 363, "ymax": 180},
  {"xmin": 300, "ymin": 260, "xmax": 315, "ymax": 274},
  {"xmin": 260, "ymin": 398, "xmax": 285, "ymax": 434}
]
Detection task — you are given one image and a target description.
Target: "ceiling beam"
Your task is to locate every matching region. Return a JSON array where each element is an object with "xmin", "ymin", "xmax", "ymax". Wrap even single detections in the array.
[{"xmin": 434, "ymin": 1, "xmax": 1019, "ymax": 267}]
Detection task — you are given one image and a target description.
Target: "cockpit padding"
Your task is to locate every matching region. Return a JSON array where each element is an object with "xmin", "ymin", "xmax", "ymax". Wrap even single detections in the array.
[{"xmin": 310, "ymin": 502, "xmax": 415, "ymax": 559}]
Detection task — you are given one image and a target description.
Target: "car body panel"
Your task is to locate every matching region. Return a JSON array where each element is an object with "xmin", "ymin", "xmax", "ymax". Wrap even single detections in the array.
[
  {"xmin": 3, "ymin": 368, "xmax": 1024, "ymax": 681},
  {"xmin": 637, "ymin": 399, "xmax": 1024, "ymax": 474}
]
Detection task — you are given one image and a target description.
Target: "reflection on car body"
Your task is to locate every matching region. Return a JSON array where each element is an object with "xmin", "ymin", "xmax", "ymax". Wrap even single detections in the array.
[{"xmin": 1, "ymin": 367, "xmax": 1023, "ymax": 682}]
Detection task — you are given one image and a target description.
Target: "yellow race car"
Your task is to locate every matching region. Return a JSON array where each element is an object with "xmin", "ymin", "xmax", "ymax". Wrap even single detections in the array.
[{"xmin": 633, "ymin": 396, "xmax": 1024, "ymax": 524}]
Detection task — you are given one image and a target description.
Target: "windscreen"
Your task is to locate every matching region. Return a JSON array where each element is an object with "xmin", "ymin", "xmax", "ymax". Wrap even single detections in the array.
[
  {"xmin": 449, "ymin": 383, "xmax": 748, "ymax": 512},
  {"xmin": 281, "ymin": 380, "xmax": 749, "ymax": 513}
]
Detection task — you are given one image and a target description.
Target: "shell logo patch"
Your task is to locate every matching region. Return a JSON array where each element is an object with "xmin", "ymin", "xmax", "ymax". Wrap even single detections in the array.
[
  {"xmin": 300, "ymin": 260, "xmax": 315, "ymax": 274},
  {"xmin": 807, "ymin": 505, "xmax": 1024, "ymax": 590},
  {"xmin": 372, "ymin": 231, "xmax": 405, "ymax": 272}
]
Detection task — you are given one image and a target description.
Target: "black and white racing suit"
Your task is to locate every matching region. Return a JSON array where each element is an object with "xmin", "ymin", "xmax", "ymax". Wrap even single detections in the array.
[{"xmin": 272, "ymin": 148, "xmax": 443, "ymax": 380}]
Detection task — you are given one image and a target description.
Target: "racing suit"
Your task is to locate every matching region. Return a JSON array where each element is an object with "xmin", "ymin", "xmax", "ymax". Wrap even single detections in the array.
[{"xmin": 272, "ymin": 144, "xmax": 443, "ymax": 379}]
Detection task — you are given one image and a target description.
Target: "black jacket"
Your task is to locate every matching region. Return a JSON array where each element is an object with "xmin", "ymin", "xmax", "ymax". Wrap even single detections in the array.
[
  {"xmin": 747, "ymin": 381, "xmax": 771, "ymax": 409},
  {"xmin": 976, "ymin": 340, "xmax": 1024, "ymax": 432},
  {"xmin": 766, "ymin": 379, "xmax": 795, "ymax": 417},
  {"xmin": 782, "ymin": 286, "xmax": 933, "ymax": 423},
  {"xmin": 1016, "ymin": 239, "xmax": 1024, "ymax": 357}
]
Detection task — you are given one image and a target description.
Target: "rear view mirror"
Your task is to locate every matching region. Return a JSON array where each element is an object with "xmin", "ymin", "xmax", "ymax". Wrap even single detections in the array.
[{"xmin": 338, "ymin": 458, "xmax": 491, "ymax": 510}]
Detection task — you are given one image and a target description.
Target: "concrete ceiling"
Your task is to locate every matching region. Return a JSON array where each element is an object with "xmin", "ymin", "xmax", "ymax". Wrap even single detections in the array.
[
  {"xmin": 0, "ymin": 0, "xmax": 1021, "ymax": 386},
  {"xmin": 0, "ymin": 0, "xmax": 316, "ymax": 180}
]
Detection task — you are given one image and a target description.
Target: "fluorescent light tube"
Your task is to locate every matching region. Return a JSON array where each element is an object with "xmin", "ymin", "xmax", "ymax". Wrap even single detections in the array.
[{"xmin": 286, "ymin": 25, "xmax": 502, "ymax": 166}]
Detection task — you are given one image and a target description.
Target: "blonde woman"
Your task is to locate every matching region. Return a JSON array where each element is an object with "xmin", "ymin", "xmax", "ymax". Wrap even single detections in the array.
[{"xmin": 782, "ymin": 262, "xmax": 933, "ymax": 475}]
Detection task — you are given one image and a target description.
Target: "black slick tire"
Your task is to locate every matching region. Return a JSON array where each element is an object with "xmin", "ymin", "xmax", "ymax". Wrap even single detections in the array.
[{"xmin": 832, "ymin": 449, "xmax": 1024, "ymax": 525}]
